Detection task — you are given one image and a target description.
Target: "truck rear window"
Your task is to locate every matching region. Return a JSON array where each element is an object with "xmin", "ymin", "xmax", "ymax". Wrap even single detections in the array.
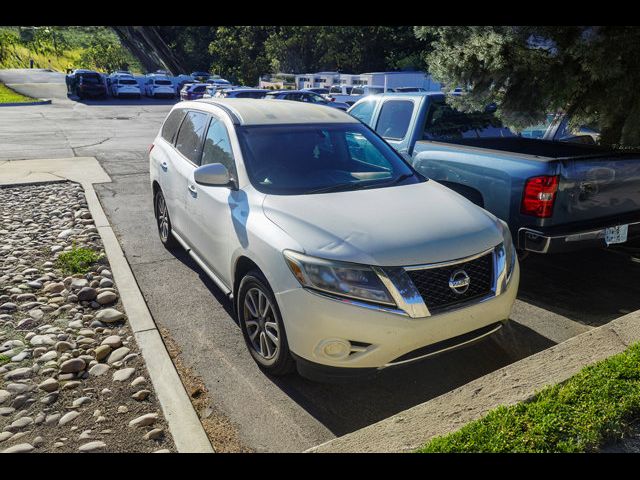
[{"xmin": 423, "ymin": 100, "xmax": 516, "ymax": 141}]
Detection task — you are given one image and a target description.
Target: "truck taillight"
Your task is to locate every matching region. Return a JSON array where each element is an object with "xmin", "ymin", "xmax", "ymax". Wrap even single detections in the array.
[
  {"xmin": 148, "ymin": 144, "xmax": 155, "ymax": 155},
  {"xmin": 521, "ymin": 175, "xmax": 559, "ymax": 218}
]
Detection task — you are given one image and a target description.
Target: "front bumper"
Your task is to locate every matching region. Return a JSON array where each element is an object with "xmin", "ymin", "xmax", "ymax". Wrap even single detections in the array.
[
  {"xmin": 518, "ymin": 217, "xmax": 640, "ymax": 254},
  {"xmin": 275, "ymin": 260, "xmax": 519, "ymax": 375}
]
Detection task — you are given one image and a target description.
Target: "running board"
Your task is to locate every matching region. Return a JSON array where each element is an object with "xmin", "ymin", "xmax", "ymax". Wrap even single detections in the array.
[{"xmin": 171, "ymin": 231, "xmax": 232, "ymax": 296}]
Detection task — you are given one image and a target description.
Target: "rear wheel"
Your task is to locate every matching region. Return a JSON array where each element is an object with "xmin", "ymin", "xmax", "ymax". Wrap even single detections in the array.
[
  {"xmin": 154, "ymin": 189, "xmax": 178, "ymax": 250},
  {"xmin": 237, "ymin": 270, "xmax": 296, "ymax": 376}
]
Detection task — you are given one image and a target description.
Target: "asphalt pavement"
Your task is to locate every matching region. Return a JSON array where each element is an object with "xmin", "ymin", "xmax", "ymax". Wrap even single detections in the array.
[{"xmin": 2, "ymin": 69, "xmax": 639, "ymax": 452}]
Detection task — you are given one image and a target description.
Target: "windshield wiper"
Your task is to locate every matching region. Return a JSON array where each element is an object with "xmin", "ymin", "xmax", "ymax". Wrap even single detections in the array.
[
  {"xmin": 392, "ymin": 172, "xmax": 415, "ymax": 184},
  {"xmin": 304, "ymin": 173, "xmax": 415, "ymax": 195},
  {"xmin": 304, "ymin": 182, "xmax": 364, "ymax": 195}
]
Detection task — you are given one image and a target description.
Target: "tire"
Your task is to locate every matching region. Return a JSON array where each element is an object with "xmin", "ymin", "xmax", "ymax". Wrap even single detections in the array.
[
  {"xmin": 237, "ymin": 270, "xmax": 296, "ymax": 376},
  {"xmin": 153, "ymin": 188, "xmax": 179, "ymax": 251}
]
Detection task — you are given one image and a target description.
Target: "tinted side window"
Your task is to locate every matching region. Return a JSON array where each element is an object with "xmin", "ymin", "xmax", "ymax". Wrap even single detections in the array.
[
  {"xmin": 175, "ymin": 111, "xmax": 209, "ymax": 164},
  {"xmin": 423, "ymin": 101, "xmax": 516, "ymax": 140},
  {"xmin": 349, "ymin": 100, "xmax": 376, "ymax": 125},
  {"xmin": 201, "ymin": 119, "xmax": 237, "ymax": 179},
  {"xmin": 375, "ymin": 100, "xmax": 414, "ymax": 140},
  {"xmin": 161, "ymin": 109, "xmax": 186, "ymax": 143}
]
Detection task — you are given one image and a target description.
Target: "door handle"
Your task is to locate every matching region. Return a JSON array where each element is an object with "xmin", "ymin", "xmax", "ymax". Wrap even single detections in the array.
[
  {"xmin": 160, "ymin": 162, "xmax": 168, "ymax": 172},
  {"xmin": 188, "ymin": 184, "xmax": 198, "ymax": 198}
]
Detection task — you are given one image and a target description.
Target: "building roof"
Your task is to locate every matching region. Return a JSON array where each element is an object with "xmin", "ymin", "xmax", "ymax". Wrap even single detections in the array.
[{"xmin": 188, "ymin": 98, "xmax": 358, "ymax": 126}]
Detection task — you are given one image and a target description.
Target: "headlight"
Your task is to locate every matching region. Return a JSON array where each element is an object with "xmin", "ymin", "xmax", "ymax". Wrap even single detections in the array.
[
  {"xmin": 497, "ymin": 219, "xmax": 516, "ymax": 280},
  {"xmin": 283, "ymin": 250, "xmax": 395, "ymax": 306}
]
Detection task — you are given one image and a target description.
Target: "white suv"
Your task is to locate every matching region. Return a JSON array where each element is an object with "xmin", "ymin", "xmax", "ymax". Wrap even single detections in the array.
[{"xmin": 149, "ymin": 99, "xmax": 519, "ymax": 381}]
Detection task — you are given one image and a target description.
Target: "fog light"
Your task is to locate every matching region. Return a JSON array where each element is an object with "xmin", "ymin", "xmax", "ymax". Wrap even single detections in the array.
[{"xmin": 317, "ymin": 339, "xmax": 351, "ymax": 359}]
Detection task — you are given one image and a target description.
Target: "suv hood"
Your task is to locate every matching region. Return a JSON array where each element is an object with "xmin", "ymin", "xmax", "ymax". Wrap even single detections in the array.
[{"xmin": 262, "ymin": 180, "xmax": 502, "ymax": 266}]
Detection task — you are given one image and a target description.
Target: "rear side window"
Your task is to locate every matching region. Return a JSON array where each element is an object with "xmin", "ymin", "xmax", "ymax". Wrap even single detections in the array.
[
  {"xmin": 349, "ymin": 100, "xmax": 376, "ymax": 125},
  {"xmin": 175, "ymin": 111, "xmax": 209, "ymax": 164},
  {"xmin": 423, "ymin": 101, "xmax": 516, "ymax": 141},
  {"xmin": 375, "ymin": 100, "xmax": 414, "ymax": 140},
  {"xmin": 201, "ymin": 119, "xmax": 237, "ymax": 179},
  {"xmin": 161, "ymin": 109, "xmax": 186, "ymax": 143}
]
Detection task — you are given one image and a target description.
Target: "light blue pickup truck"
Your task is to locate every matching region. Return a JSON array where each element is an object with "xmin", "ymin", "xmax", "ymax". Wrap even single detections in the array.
[{"xmin": 348, "ymin": 92, "xmax": 640, "ymax": 254}]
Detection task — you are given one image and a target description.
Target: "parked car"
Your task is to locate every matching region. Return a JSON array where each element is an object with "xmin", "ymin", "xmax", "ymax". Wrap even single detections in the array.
[
  {"xmin": 203, "ymin": 84, "xmax": 239, "ymax": 99},
  {"xmin": 145, "ymin": 76, "xmax": 176, "ymax": 98},
  {"xmin": 191, "ymin": 71, "xmax": 211, "ymax": 82},
  {"xmin": 215, "ymin": 88, "xmax": 268, "ymax": 99},
  {"xmin": 65, "ymin": 70, "xmax": 107, "ymax": 99},
  {"xmin": 265, "ymin": 90, "xmax": 350, "ymax": 110},
  {"xmin": 520, "ymin": 113, "xmax": 600, "ymax": 144},
  {"xmin": 180, "ymin": 83, "xmax": 208, "ymax": 101},
  {"xmin": 329, "ymin": 85, "xmax": 387, "ymax": 106},
  {"xmin": 301, "ymin": 87, "xmax": 331, "ymax": 97},
  {"xmin": 348, "ymin": 92, "xmax": 640, "ymax": 254},
  {"xmin": 110, "ymin": 75, "xmax": 141, "ymax": 99},
  {"xmin": 149, "ymin": 98, "xmax": 519, "ymax": 380}
]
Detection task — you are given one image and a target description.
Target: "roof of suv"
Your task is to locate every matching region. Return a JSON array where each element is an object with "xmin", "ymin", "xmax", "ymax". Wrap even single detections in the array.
[{"xmin": 187, "ymin": 98, "xmax": 358, "ymax": 125}]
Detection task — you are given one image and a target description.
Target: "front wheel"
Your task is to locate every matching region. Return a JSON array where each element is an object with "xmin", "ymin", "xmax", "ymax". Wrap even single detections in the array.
[
  {"xmin": 237, "ymin": 271, "xmax": 296, "ymax": 376},
  {"xmin": 154, "ymin": 189, "xmax": 178, "ymax": 250}
]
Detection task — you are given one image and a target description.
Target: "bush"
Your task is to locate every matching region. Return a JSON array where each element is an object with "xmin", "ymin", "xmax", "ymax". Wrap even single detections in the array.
[{"xmin": 56, "ymin": 246, "xmax": 103, "ymax": 275}]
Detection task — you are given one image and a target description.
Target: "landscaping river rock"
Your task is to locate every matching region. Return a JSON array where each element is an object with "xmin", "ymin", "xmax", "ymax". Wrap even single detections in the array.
[{"xmin": 0, "ymin": 181, "xmax": 175, "ymax": 453}]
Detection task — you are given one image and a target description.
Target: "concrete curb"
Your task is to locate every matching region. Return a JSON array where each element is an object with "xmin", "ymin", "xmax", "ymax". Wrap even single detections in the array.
[
  {"xmin": 0, "ymin": 158, "xmax": 215, "ymax": 453},
  {"xmin": 0, "ymin": 99, "xmax": 52, "ymax": 107},
  {"xmin": 306, "ymin": 310, "xmax": 640, "ymax": 453}
]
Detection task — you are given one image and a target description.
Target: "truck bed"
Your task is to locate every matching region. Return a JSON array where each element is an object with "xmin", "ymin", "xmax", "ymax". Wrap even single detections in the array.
[{"xmin": 430, "ymin": 137, "xmax": 613, "ymax": 159}]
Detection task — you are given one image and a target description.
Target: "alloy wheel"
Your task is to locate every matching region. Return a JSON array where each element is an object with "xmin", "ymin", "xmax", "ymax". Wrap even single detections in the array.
[{"xmin": 243, "ymin": 287, "xmax": 280, "ymax": 360}]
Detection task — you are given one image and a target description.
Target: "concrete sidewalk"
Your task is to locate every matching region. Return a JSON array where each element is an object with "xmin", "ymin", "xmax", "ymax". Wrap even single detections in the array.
[
  {"xmin": 0, "ymin": 157, "xmax": 215, "ymax": 453},
  {"xmin": 307, "ymin": 309, "xmax": 640, "ymax": 453}
]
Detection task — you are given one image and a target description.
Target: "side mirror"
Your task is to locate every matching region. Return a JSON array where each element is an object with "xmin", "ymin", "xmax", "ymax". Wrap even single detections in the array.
[{"xmin": 194, "ymin": 163, "xmax": 235, "ymax": 188}]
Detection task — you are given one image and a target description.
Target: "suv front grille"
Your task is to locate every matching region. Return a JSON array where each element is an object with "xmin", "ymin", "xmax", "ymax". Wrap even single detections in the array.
[{"xmin": 406, "ymin": 251, "xmax": 494, "ymax": 314}]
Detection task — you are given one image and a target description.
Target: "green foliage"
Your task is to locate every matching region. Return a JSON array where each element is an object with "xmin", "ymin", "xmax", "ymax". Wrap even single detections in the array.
[
  {"xmin": 78, "ymin": 37, "xmax": 135, "ymax": 72},
  {"xmin": 0, "ymin": 82, "xmax": 35, "ymax": 103},
  {"xmin": 415, "ymin": 26, "xmax": 640, "ymax": 147},
  {"xmin": 0, "ymin": 354, "xmax": 9, "ymax": 365},
  {"xmin": 418, "ymin": 342, "xmax": 640, "ymax": 453},
  {"xmin": 56, "ymin": 246, "xmax": 102, "ymax": 275},
  {"xmin": 156, "ymin": 26, "xmax": 428, "ymax": 86},
  {"xmin": 0, "ymin": 29, "xmax": 19, "ymax": 62},
  {"xmin": 0, "ymin": 26, "xmax": 141, "ymax": 73}
]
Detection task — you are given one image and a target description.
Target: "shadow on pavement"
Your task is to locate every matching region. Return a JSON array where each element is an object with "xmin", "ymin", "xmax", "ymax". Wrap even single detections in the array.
[
  {"xmin": 517, "ymin": 246, "xmax": 640, "ymax": 326},
  {"xmin": 68, "ymin": 93, "xmax": 179, "ymax": 107},
  {"xmin": 168, "ymin": 245, "xmax": 557, "ymax": 437},
  {"xmin": 266, "ymin": 321, "xmax": 555, "ymax": 436}
]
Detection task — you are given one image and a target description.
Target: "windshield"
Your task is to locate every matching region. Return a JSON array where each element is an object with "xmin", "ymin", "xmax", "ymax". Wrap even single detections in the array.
[
  {"xmin": 237, "ymin": 123, "xmax": 423, "ymax": 195},
  {"xmin": 119, "ymin": 79, "xmax": 138, "ymax": 85}
]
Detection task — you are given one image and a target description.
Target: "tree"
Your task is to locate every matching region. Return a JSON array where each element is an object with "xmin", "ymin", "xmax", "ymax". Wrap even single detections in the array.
[
  {"xmin": 415, "ymin": 26, "xmax": 640, "ymax": 147},
  {"xmin": 79, "ymin": 37, "xmax": 134, "ymax": 72},
  {"xmin": 208, "ymin": 26, "xmax": 275, "ymax": 85}
]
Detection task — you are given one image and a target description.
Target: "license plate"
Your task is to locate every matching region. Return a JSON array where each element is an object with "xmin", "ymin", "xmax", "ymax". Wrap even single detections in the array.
[{"xmin": 604, "ymin": 224, "xmax": 628, "ymax": 245}]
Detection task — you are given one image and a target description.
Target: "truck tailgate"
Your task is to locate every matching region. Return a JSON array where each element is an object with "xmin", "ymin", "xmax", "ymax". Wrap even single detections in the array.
[{"xmin": 555, "ymin": 153, "xmax": 640, "ymax": 225}]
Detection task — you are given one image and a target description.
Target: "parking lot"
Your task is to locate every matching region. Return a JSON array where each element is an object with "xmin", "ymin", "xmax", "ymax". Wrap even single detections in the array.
[{"xmin": 2, "ymin": 69, "xmax": 640, "ymax": 452}]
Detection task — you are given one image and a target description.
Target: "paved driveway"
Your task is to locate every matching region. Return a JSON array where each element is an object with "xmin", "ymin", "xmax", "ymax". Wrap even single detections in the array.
[{"xmin": 2, "ymin": 69, "xmax": 639, "ymax": 452}]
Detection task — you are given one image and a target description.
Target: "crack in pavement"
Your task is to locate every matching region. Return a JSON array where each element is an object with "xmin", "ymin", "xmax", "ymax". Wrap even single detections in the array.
[{"xmin": 72, "ymin": 136, "xmax": 114, "ymax": 152}]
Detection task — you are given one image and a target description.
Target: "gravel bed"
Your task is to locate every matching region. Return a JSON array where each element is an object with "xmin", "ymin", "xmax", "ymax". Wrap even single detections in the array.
[{"xmin": 0, "ymin": 181, "xmax": 175, "ymax": 453}]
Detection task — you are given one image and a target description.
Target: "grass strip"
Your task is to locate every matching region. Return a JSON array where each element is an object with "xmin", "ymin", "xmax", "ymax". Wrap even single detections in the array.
[
  {"xmin": 418, "ymin": 342, "xmax": 640, "ymax": 453},
  {"xmin": 0, "ymin": 82, "xmax": 37, "ymax": 103}
]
